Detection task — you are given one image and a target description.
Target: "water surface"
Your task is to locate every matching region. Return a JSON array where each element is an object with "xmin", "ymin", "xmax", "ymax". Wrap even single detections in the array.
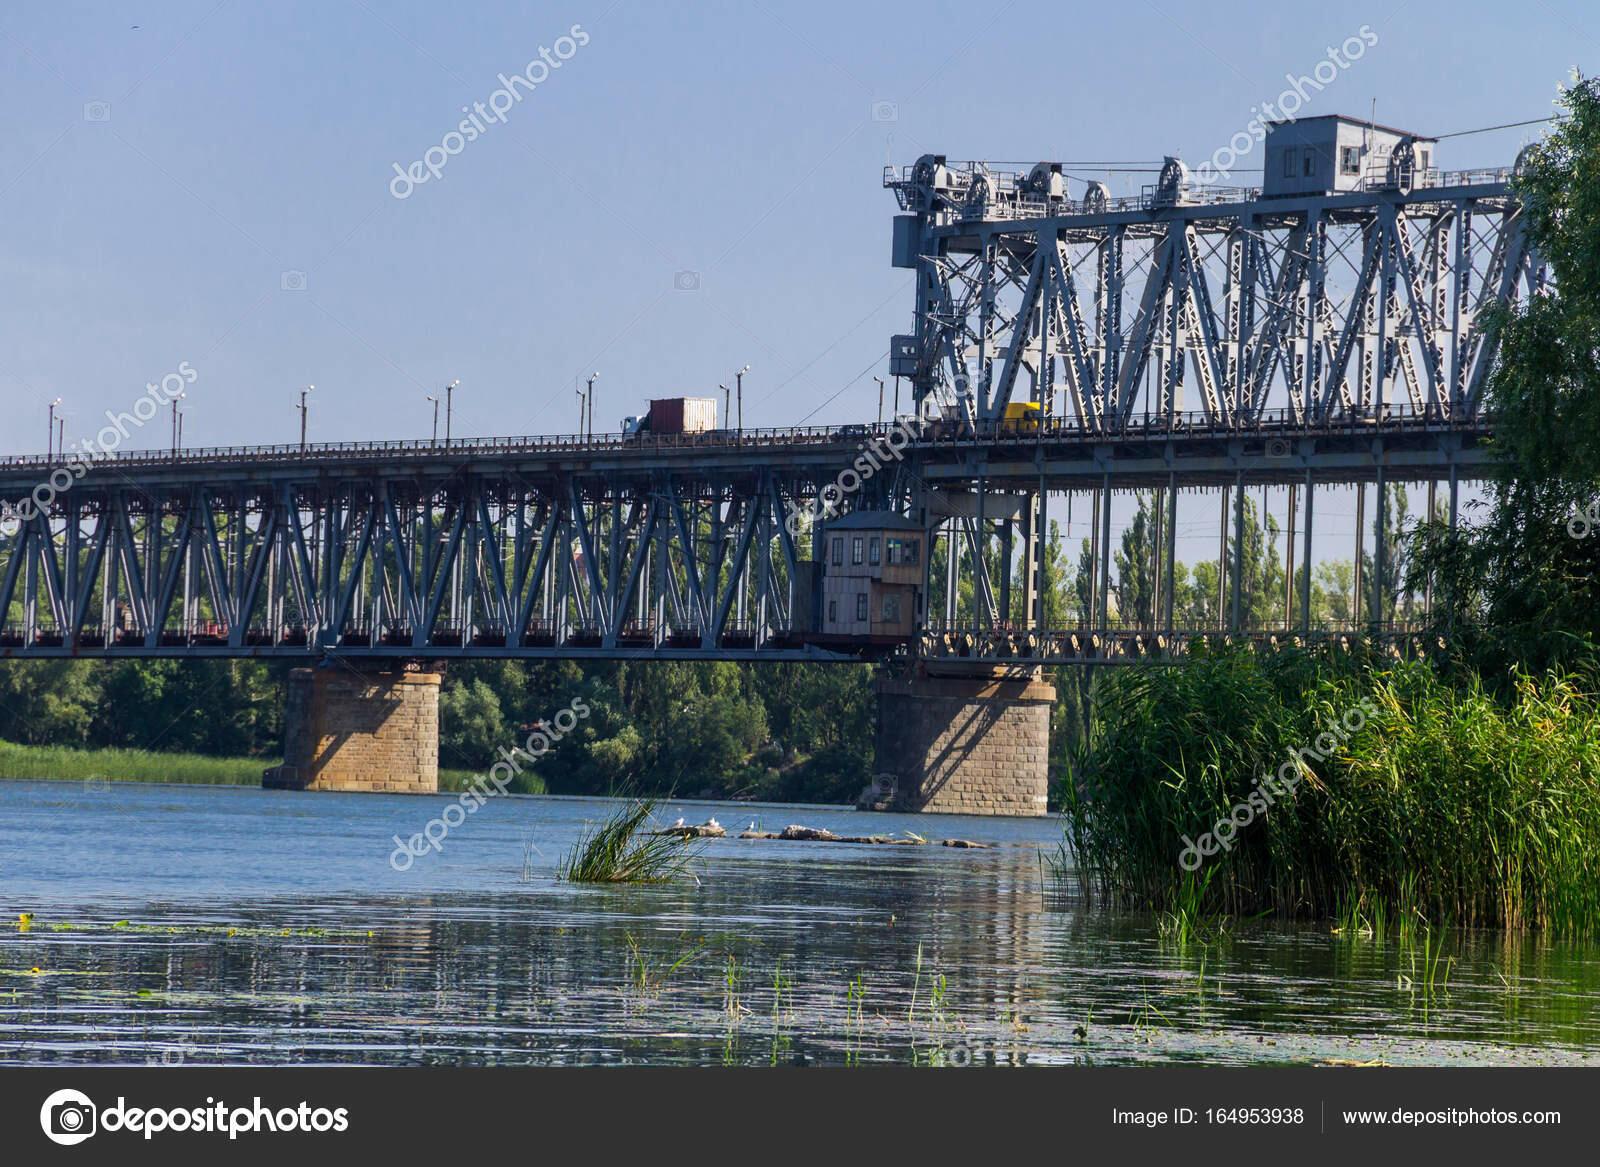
[{"xmin": 3, "ymin": 779, "xmax": 1597, "ymax": 1066}]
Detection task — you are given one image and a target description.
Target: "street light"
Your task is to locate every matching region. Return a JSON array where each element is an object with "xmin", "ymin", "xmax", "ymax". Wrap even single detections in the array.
[
  {"xmin": 425, "ymin": 394, "xmax": 439, "ymax": 445},
  {"xmin": 444, "ymin": 380, "xmax": 459, "ymax": 444},
  {"xmin": 719, "ymin": 383, "xmax": 730, "ymax": 429},
  {"xmin": 57, "ymin": 415, "xmax": 65, "ymax": 461},
  {"xmin": 47, "ymin": 398, "xmax": 61, "ymax": 459},
  {"xmin": 298, "ymin": 384, "xmax": 314, "ymax": 453},
  {"xmin": 585, "ymin": 372, "xmax": 599, "ymax": 441},
  {"xmin": 171, "ymin": 392, "xmax": 186, "ymax": 457},
  {"xmin": 874, "ymin": 376, "xmax": 886, "ymax": 425},
  {"xmin": 735, "ymin": 364, "xmax": 749, "ymax": 434}
]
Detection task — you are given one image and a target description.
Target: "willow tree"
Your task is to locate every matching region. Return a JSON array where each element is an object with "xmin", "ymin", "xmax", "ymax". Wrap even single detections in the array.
[{"xmin": 1414, "ymin": 74, "xmax": 1600, "ymax": 679}]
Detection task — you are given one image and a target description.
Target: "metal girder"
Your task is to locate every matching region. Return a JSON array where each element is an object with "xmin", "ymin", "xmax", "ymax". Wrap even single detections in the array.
[
  {"xmin": 0, "ymin": 461, "xmax": 841, "ymax": 662},
  {"xmin": 892, "ymin": 174, "xmax": 1538, "ymax": 431}
]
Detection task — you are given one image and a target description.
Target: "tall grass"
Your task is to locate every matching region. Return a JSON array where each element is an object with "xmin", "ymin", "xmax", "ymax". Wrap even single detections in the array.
[
  {"xmin": 0, "ymin": 738, "xmax": 522, "ymax": 795},
  {"xmin": 1061, "ymin": 647, "xmax": 1600, "ymax": 935},
  {"xmin": 559, "ymin": 797, "xmax": 699, "ymax": 883},
  {"xmin": 0, "ymin": 738, "xmax": 513, "ymax": 794},
  {"xmin": 0, "ymin": 739, "xmax": 270, "ymax": 785}
]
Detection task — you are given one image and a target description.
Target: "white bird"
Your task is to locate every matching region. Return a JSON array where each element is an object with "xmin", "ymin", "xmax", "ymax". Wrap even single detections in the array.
[
  {"xmin": 707, "ymin": 817, "xmax": 720, "ymax": 829},
  {"xmin": 674, "ymin": 817, "xmax": 685, "ymax": 828}
]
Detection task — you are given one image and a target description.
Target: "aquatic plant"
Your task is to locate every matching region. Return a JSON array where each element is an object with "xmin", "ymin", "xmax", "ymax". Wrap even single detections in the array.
[
  {"xmin": 1157, "ymin": 868, "xmax": 1230, "ymax": 947},
  {"xmin": 723, "ymin": 952, "xmax": 747, "ymax": 1020},
  {"xmin": 1061, "ymin": 647, "xmax": 1600, "ymax": 936},
  {"xmin": 559, "ymin": 798, "xmax": 698, "ymax": 884},
  {"xmin": 908, "ymin": 942, "xmax": 923, "ymax": 1024},
  {"xmin": 621, "ymin": 932, "xmax": 706, "ymax": 999}
]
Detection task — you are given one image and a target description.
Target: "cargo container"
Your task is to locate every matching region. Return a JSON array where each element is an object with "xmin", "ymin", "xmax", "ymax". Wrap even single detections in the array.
[{"xmin": 648, "ymin": 397, "xmax": 717, "ymax": 434}]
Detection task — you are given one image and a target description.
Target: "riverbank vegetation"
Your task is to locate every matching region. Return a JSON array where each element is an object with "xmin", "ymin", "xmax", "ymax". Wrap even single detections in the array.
[
  {"xmin": 0, "ymin": 656, "xmax": 870, "ymax": 803},
  {"xmin": 0, "ymin": 739, "xmax": 267, "ymax": 785},
  {"xmin": 0, "ymin": 738, "xmax": 494, "ymax": 793},
  {"xmin": 1062, "ymin": 649, "xmax": 1600, "ymax": 933}
]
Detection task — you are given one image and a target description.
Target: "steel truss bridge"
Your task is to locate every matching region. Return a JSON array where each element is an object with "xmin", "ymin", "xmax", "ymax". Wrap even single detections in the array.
[{"xmin": 0, "ymin": 155, "xmax": 1538, "ymax": 667}]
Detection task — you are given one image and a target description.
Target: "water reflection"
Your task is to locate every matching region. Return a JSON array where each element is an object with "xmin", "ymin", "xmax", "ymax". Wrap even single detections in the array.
[{"xmin": 2, "ymin": 780, "xmax": 1598, "ymax": 1065}]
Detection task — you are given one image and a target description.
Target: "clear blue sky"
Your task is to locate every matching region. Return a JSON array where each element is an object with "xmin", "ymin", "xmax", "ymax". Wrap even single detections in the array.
[{"xmin": 0, "ymin": 0, "xmax": 1591, "ymax": 455}]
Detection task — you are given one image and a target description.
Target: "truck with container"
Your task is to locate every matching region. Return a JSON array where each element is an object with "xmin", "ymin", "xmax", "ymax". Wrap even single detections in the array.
[{"xmin": 621, "ymin": 396, "xmax": 719, "ymax": 440}]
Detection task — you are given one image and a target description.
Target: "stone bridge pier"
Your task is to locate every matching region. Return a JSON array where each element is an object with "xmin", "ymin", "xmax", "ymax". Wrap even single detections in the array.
[
  {"xmin": 264, "ymin": 665, "xmax": 441, "ymax": 793},
  {"xmin": 871, "ymin": 665, "xmax": 1055, "ymax": 816}
]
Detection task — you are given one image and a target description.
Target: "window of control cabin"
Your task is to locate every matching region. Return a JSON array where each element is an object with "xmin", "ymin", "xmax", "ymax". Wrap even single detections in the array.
[
  {"xmin": 1303, "ymin": 150, "xmax": 1316, "ymax": 177},
  {"xmin": 1341, "ymin": 145, "xmax": 1361, "ymax": 175},
  {"xmin": 869, "ymin": 536, "xmax": 881, "ymax": 565},
  {"xmin": 882, "ymin": 595, "xmax": 900, "ymax": 622},
  {"xmin": 1282, "ymin": 149, "xmax": 1296, "ymax": 178},
  {"xmin": 828, "ymin": 599, "xmax": 837, "ymax": 622},
  {"xmin": 856, "ymin": 594, "xmax": 868, "ymax": 621},
  {"xmin": 851, "ymin": 537, "xmax": 863, "ymax": 565},
  {"xmin": 831, "ymin": 537, "xmax": 842, "ymax": 566}
]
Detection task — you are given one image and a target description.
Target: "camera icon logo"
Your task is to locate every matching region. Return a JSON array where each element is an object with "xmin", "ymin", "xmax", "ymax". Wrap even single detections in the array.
[
  {"xmin": 673, "ymin": 270, "xmax": 700, "ymax": 291},
  {"xmin": 83, "ymin": 101, "xmax": 111, "ymax": 122},
  {"xmin": 281, "ymin": 270, "xmax": 307, "ymax": 292},
  {"xmin": 40, "ymin": 1088, "xmax": 97, "ymax": 1146},
  {"xmin": 871, "ymin": 100, "xmax": 898, "ymax": 123}
]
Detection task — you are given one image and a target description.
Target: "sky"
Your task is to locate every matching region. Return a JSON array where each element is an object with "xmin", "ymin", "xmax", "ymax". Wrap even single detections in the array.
[{"xmin": 0, "ymin": 0, "xmax": 1591, "ymax": 566}]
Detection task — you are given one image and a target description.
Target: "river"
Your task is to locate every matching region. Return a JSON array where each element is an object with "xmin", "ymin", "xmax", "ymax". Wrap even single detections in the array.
[{"xmin": 2, "ymin": 779, "xmax": 1597, "ymax": 1066}]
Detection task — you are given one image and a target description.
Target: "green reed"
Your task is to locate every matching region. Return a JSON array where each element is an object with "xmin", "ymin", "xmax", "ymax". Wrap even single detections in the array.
[
  {"xmin": 1060, "ymin": 647, "xmax": 1600, "ymax": 936},
  {"xmin": 559, "ymin": 798, "xmax": 698, "ymax": 883}
]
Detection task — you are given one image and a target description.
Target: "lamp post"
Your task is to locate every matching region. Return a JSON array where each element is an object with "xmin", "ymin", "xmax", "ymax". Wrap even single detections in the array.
[
  {"xmin": 57, "ymin": 416, "xmax": 65, "ymax": 462},
  {"xmin": 444, "ymin": 380, "xmax": 458, "ymax": 444},
  {"xmin": 298, "ymin": 384, "xmax": 314, "ymax": 453},
  {"xmin": 47, "ymin": 398, "xmax": 61, "ymax": 459},
  {"xmin": 735, "ymin": 364, "xmax": 749, "ymax": 434},
  {"xmin": 874, "ymin": 376, "xmax": 885, "ymax": 425},
  {"xmin": 585, "ymin": 372, "xmax": 599, "ymax": 441},
  {"xmin": 426, "ymin": 394, "xmax": 439, "ymax": 445},
  {"xmin": 719, "ymin": 384, "xmax": 729, "ymax": 430},
  {"xmin": 171, "ymin": 392, "xmax": 186, "ymax": 457}
]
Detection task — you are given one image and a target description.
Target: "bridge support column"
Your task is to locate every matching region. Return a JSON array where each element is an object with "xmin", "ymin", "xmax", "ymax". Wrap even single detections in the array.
[
  {"xmin": 872, "ymin": 666, "xmax": 1054, "ymax": 816},
  {"xmin": 264, "ymin": 666, "xmax": 440, "ymax": 793}
]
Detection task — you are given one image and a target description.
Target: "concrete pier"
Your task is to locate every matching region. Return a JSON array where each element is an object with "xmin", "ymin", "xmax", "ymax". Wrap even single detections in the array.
[
  {"xmin": 872, "ymin": 667, "xmax": 1054, "ymax": 816},
  {"xmin": 264, "ymin": 666, "xmax": 441, "ymax": 793}
]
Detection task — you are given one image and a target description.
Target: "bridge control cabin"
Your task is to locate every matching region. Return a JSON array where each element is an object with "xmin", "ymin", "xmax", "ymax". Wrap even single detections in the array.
[
  {"xmin": 1262, "ymin": 114, "xmax": 1435, "ymax": 197},
  {"xmin": 816, "ymin": 512, "xmax": 923, "ymax": 645}
]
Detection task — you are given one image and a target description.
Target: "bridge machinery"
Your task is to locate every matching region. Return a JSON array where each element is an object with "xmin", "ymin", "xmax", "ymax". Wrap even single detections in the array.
[{"xmin": 0, "ymin": 122, "xmax": 1542, "ymax": 813}]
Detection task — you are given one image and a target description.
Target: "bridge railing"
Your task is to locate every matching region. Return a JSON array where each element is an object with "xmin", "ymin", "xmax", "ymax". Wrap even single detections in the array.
[{"xmin": 0, "ymin": 407, "xmax": 1487, "ymax": 476}]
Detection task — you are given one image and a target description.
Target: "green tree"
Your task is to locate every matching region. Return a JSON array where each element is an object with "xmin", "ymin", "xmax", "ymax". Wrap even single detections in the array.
[{"xmin": 1413, "ymin": 75, "xmax": 1600, "ymax": 677}]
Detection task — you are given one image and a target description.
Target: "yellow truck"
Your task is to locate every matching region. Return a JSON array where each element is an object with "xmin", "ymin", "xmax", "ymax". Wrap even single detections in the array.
[{"xmin": 999, "ymin": 401, "xmax": 1042, "ymax": 434}]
